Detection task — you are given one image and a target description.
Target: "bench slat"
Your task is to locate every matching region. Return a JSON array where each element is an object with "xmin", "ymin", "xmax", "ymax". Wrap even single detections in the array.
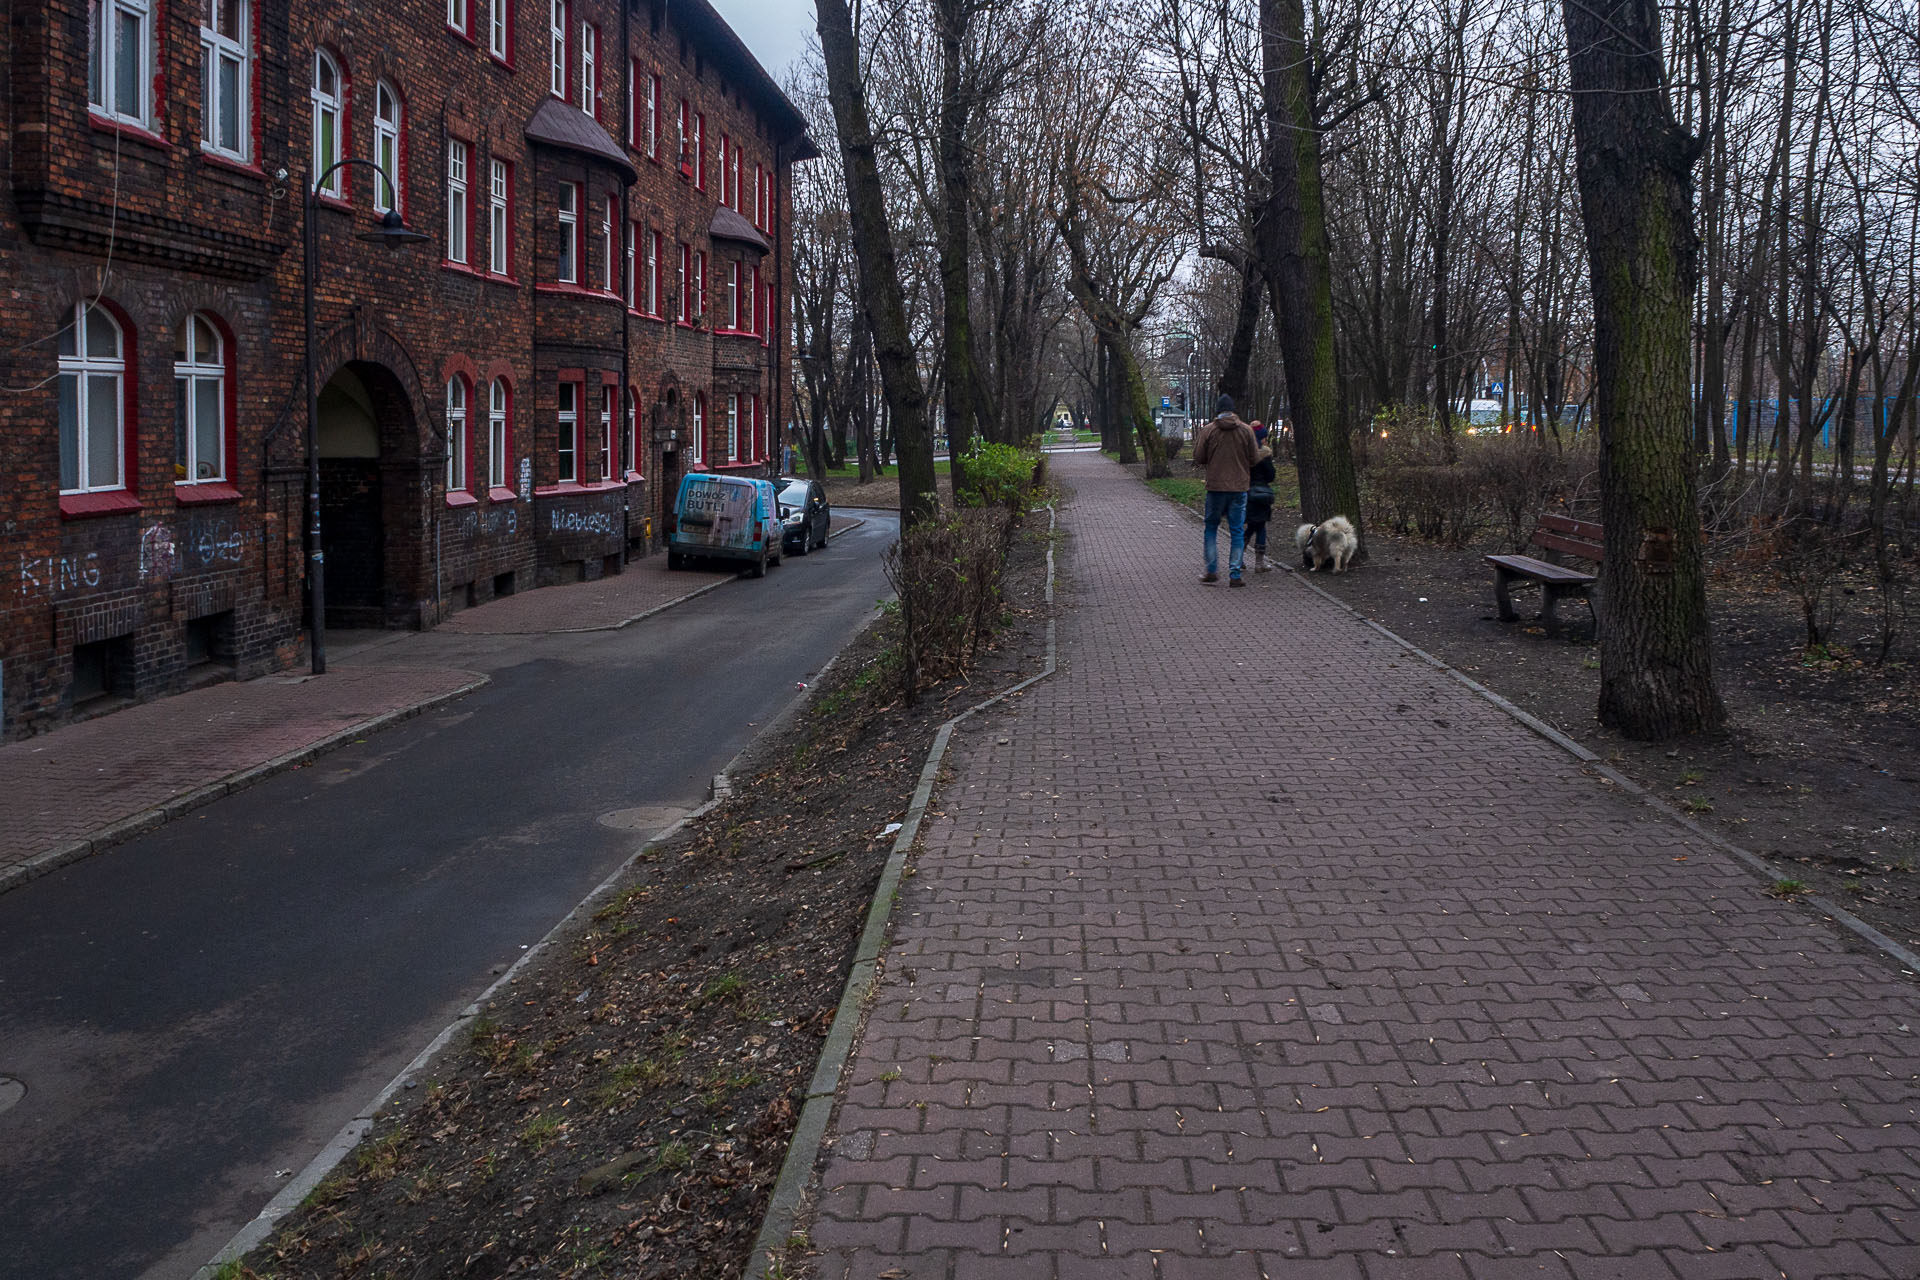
[
  {"xmin": 1485, "ymin": 554, "xmax": 1597, "ymax": 586},
  {"xmin": 1531, "ymin": 529, "xmax": 1604, "ymax": 561},
  {"xmin": 1537, "ymin": 513, "xmax": 1604, "ymax": 542}
]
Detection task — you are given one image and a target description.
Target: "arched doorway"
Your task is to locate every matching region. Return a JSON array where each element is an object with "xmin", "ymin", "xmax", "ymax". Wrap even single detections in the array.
[{"xmin": 317, "ymin": 362, "xmax": 418, "ymax": 628}]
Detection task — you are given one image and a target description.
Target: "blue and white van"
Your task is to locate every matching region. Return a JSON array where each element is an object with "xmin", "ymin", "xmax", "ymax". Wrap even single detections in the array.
[{"xmin": 667, "ymin": 472, "xmax": 783, "ymax": 577}]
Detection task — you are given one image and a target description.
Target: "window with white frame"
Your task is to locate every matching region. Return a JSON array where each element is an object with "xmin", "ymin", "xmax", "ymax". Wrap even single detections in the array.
[
  {"xmin": 683, "ymin": 242, "xmax": 698, "ymax": 326},
  {"xmin": 447, "ymin": 0, "xmax": 467, "ymax": 35},
  {"xmin": 446, "ymin": 140, "xmax": 470, "ymax": 265},
  {"xmin": 580, "ymin": 21, "xmax": 596, "ymax": 116},
  {"xmin": 601, "ymin": 195, "xmax": 615, "ymax": 292},
  {"xmin": 719, "ymin": 133, "xmax": 730, "ymax": 203},
  {"xmin": 488, "ymin": 379, "xmax": 509, "ymax": 489},
  {"xmin": 625, "ymin": 220, "xmax": 639, "ymax": 305},
  {"xmin": 58, "ymin": 302, "xmax": 127, "ymax": 495},
  {"xmin": 311, "ymin": 50, "xmax": 344, "ymax": 196},
  {"xmin": 488, "ymin": 0, "xmax": 509, "ymax": 59},
  {"xmin": 694, "ymin": 112, "xmax": 706, "ymax": 188},
  {"xmin": 174, "ymin": 313, "xmax": 226, "ymax": 484},
  {"xmin": 647, "ymin": 75, "xmax": 660, "ymax": 159},
  {"xmin": 677, "ymin": 99, "xmax": 691, "ymax": 173},
  {"xmin": 489, "ymin": 158, "xmax": 511, "ymax": 275},
  {"xmin": 200, "ymin": 0, "xmax": 249, "ymax": 160},
  {"xmin": 727, "ymin": 261, "xmax": 739, "ymax": 331},
  {"xmin": 626, "ymin": 388, "xmax": 639, "ymax": 478},
  {"xmin": 549, "ymin": 0, "xmax": 568, "ymax": 98},
  {"xmin": 556, "ymin": 380, "xmax": 578, "ymax": 481},
  {"xmin": 691, "ymin": 393, "xmax": 705, "ymax": 463},
  {"xmin": 646, "ymin": 231, "xmax": 660, "ymax": 315},
  {"xmin": 754, "ymin": 164, "xmax": 765, "ymax": 228},
  {"xmin": 598, "ymin": 385, "xmax": 613, "ymax": 480},
  {"xmin": 694, "ymin": 250, "xmax": 707, "ymax": 323},
  {"xmin": 557, "ymin": 182, "xmax": 578, "ymax": 283},
  {"xmin": 726, "ymin": 393, "xmax": 739, "ymax": 461},
  {"xmin": 446, "ymin": 378, "xmax": 469, "ymax": 491},
  {"xmin": 89, "ymin": 0, "xmax": 153, "ymax": 128},
  {"xmin": 730, "ymin": 145, "xmax": 741, "ymax": 211},
  {"xmin": 373, "ymin": 81, "xmax": 402, "ymax": 214}
]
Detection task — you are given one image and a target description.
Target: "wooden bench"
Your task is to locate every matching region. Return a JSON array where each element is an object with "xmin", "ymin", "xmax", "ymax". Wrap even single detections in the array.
[{"xmin": 1484, "ymin": 513, "xmax": 1603, "ymax": 627}]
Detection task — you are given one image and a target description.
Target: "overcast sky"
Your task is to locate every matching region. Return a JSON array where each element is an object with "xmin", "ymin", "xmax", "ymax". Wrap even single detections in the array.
[{"xmin": 707, "ymin": 0, "xmax": 814, "ymax": 85}]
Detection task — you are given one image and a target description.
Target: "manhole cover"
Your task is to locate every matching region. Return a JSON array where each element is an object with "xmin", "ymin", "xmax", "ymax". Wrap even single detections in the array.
[
  {"xmin": 0, "ymin": 1077, "xmax": 24, "ymax": 1115},
  {"xmin": 597, "ymin": 805, "xmax": 689, "ymax": 833}
]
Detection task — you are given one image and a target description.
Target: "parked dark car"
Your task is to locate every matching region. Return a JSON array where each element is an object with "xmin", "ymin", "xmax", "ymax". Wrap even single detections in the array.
[{"xmin": 777, "ymin": 477, "xmax": 831, "ymax": 554}]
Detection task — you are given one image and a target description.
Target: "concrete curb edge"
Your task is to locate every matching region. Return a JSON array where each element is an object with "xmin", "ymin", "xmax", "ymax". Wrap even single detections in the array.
[
  {"xmin": 1277, "ymin": 562, "xmax": 1920, "ymax": 978},
  {"xmin": 0, "ymin": 673, "xmax": 490, "ymax": 900},
  {"xmin": 741, "ymin": 504, "xmax": 1061, "ymax": 1280}
]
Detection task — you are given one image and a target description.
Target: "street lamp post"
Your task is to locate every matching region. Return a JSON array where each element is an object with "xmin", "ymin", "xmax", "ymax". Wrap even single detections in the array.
[{"xmin": 303, "ymin": 158, "xmax": 429, "ymax": 674}]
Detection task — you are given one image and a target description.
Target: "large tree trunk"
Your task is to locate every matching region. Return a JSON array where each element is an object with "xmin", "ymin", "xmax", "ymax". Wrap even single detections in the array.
[
  {"xmin": 1259, "ymin": 0, "xmax": 1362, "ymax": 532},
  {"xmin": 1562, "ymin": 0, "xmax": 1726, "ymax": 738},
  {"xmin": 1217, "ymin": 261, "xmax": 1264, "ymax": 409},
  {"xmin": 935, "ymin": 0, "xmax": 975, "ymax": 498},
  {"xmin": 816, "ymin": 0, "xmax": 937, "ymax": 526}
]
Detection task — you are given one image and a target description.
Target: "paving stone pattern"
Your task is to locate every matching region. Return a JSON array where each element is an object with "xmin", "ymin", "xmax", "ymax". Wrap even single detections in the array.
[
  {"xmin": 0, "ymin": 667, "xmax": 480, "ymax": 871},
  {"xmin": 809, "ymin": 451, "xmax": 1920, "ymax": 1279}
]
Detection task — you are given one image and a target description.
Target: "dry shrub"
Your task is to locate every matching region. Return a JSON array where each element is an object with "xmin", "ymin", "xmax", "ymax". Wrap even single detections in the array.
[
  {"xmin": 884, "ymin": 508, "xmax": 1018, "ymax": 687},
  {"xmin": 1770, "ymin": 514, "xmax": 1867, "ymax": 649},
  {"xmin": 1360, "ymin": 408, "xmax": 1593, "ymax": 548}
]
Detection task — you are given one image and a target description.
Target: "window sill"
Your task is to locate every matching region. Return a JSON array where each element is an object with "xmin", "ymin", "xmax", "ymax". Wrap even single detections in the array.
[
  {"xmin": 487, "ymin": 272, "xmax": 521, "ymax": 288},
  {"xmin": 61, "ymin": 490, "xmax": 143, "ymax": 519},
  {"xmin": 489, "ymin": 53, "xmax": 515, "ymax": 72},
  {"xmin": 488, "ymin": 486, "xmax": 519, "ymax": 502},
  {"xmin": 313, "ymin": 192, "xmax": 354, "ymax": 213},
  {"xmin": 445, "ymin": 490, "xmax": 480, "ymax": 507},
  {"xmin": 536, "ymin": 282, "xmax": 623, "ymax": 303},
  {"xmin": 624, "ymin": 471, "xmax": 644, "ymax": 484},
  {"xmin": 442, "ymin": 260, "xmax": 481, "ymax": 277},
  {"xmin": 200, "ymin": 151, "xmax": 264, "ymax": 179},
  {"xmin": 89, "ymin": 113, "xmax": 168, "ymax": 151},
  {"xmin": 447, "ymin": 25, "xmax": 477, "ymax": 45},
  {"xmin": 534, "ymin": 481, "xmax": 624, "ymax": 497},
  {"xmin": 174, "ymin": 482, "xmax": 241, "ymax": 505}
]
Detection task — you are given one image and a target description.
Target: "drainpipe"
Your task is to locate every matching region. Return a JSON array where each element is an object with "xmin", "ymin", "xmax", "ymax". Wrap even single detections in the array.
[
  {"xmin": 770, "ymin": 136, "xmax": 787, "ymax": 476},
  {"xmin": 621, "ymin": 0, "xmax": 634, "ymax": 560}
]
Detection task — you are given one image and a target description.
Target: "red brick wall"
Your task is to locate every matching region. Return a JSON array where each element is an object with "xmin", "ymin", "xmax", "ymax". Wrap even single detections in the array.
[{"xmin": 0, "ymin": 0, "xmax": 810, "ymax": 739}]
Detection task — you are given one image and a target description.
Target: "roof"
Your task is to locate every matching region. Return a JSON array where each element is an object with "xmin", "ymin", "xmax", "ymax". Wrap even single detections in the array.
[
  {"xmin": 710, "ymin": 204, "xmax": 771, "ymax": 254},
  {"xmin": 674, "ymin": 0, "xmax": 818, "ymax": 158},
  {"xmin": 524, "ymin": 98, "xmax": 639, "ymax": 183}
]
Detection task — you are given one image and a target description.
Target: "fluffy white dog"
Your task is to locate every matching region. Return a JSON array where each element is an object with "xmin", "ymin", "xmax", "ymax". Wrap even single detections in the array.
[{"xmin": 1295, "ymin": 515, "xmax": 1357, "ymax": 573}]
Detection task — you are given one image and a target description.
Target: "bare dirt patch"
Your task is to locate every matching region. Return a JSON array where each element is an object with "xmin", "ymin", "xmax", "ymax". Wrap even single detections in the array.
[{"xmin": 240, "ymin": 517, "xmax": 1053, "ymax": 1280}]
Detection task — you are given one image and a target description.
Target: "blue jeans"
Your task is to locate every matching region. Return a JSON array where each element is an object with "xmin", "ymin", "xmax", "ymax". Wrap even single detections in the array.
[{"xmin": 1203, "ymin": 490, "xmax": 1248, "ymax": 579}]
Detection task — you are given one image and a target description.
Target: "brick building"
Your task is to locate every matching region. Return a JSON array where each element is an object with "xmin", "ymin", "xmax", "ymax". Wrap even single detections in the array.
[{"xmin": 0, "ymin": 0, "xmax": 813, "ymax": 739}]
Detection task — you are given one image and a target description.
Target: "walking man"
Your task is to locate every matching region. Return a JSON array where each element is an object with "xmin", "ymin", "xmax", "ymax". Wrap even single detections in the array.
[{"xmin": 1192, "ymin": 394, "xmax": 1259, "ymax": 586}]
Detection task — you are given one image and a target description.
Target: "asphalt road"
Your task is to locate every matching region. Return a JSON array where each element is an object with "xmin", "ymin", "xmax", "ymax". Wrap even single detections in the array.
[{"xmin": 0, "ymin": 512, "xmax": 898, "ymax": 1280}]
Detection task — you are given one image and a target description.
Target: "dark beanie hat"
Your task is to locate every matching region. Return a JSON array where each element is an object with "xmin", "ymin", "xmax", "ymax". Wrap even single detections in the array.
[{"xmin": 1217, "ymin": 394, "xmax": 1234, "ymax": 413}]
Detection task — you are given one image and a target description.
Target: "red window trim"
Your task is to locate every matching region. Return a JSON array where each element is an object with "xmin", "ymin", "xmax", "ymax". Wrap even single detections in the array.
[
  {"xmin": 443, "ymin": 138, "xmax": 475, "ymax": 270},
  {"xmin": 694, "ymin": 112, "xmax": 706, "ymax": 189},
  {"xmin": 88, "ymin": 113, "xmax": 169, "ymax": 152},
  {"xmin": 555, "ymin": 371, "xmax": 585, "ymax": 485},
  {"xmin": 489, "ymin": 157, "xmax": 517, "ymax": 281},
  {"xmin": 446, "ymin": 0, "xmax": 477, "ymax": 44},
  {"xmin": 487, "ymin": 0, "xmax": 517, "ymax": 68},
  {"xmin": 175, "ymin": 309, "xmax": 242, "ymax": 493},
  {"xmin": 61, "ymin": 491, "xmax": 145, "ymax": 519}
]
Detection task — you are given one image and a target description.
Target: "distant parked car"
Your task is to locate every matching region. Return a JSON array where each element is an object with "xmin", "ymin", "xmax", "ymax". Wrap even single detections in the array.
[
  {"xmin": 776, "ymin": 476, "xmax": 831, "ymax": 554},
  {"xmin": 669, "ymin": 473, "xmax": 783, "ymax": 577}
]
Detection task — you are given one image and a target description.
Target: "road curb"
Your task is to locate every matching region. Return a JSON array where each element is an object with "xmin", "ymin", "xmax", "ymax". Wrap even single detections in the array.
[
  {"xmin": 1276, "ymin": 561, "xmax": 1920, "ymax": 979},
  {"xmin": 196, "ymin": 624, "xmax": 874, "ymax": 1276},
  {"xmin": 0, "ymin": 673, "xmax": 489, "ymax": 900},
  {"xmin": 742, "ymin": 505, "xmax": 1061, "ymax": 1280}
]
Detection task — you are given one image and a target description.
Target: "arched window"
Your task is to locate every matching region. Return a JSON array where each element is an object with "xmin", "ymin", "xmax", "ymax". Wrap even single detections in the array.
[
  {"xmin": 373, "ymin": 81, "xmax": 403, "ymax": 214},
  {"xmin": 691, "ymin": 392, "xmax": 705, "ymax": 465},
  {"xmin": 446, "ymin": 377, "xmax": 469, "ymax": 492},
  {"xmin": 58, "ymin": 302, "xmax": 128, "ymax": 494},
  {"xmin": 311, "ymin": 50, "xmax": 345, "ymax": 196},
  {"xmin": 174, "ymin": 313, "xmax": 227, "ymax": 484},
  {"xmin": 488, "ymin": 378, "xmax": 510, "ymax": 490},
  {"xmin": 89, "ymin": 0, "xmax": 153, "ymax": 127}
]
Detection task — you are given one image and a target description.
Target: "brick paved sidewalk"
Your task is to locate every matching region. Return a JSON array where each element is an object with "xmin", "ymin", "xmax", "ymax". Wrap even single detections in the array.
[
  {"xmin": 0, "ymin": 666, "xmax": 484, "ymax": 888},
  {"xmin": 808, "ymin": 451, "xmax": 1920, "ymax": 1280}
]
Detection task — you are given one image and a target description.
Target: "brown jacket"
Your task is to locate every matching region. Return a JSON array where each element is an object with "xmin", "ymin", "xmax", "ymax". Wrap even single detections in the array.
[{"xmin": 1193, "ymin": 414, "xmax": 1258, "ymax": 492}]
